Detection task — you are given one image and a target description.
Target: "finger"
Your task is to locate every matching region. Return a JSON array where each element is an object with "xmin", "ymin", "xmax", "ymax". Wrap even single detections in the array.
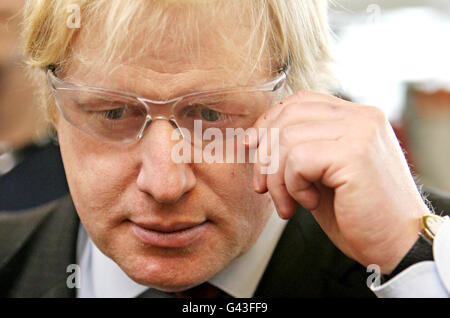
[
  {"xmin": 252, "ymin": 90, "xmax": 347, "ymax": 132},
  {"xmin": 254, "ymin": 120, "xmax": 346, "ymax": 192},
  {"xmin": 246, "ymin": 100, "xmax": 290, "ymax": 149},
  {"xmin": 283, "ymin": 140, "xmax": 340, "ymax": 214},
  {"xmin": 250, "ymin": 95, "xmax": 351, "ymax": 193},
  {"xmin": 251, "ymin": 100, "xmax": 350, "ymax": 190},
  {"xmin": 250, "ymin": 102, "xmax": 353, "ymax": 189},
  {"xmin": 265, "ymin": 122, "xmax": 345, "ymax": 217},
  {"xmin": 252, "ymin": 125, "xmax": 274, "ymax": 193},
  {"xmin": 247, "ymin": 90, "xmax": 347, "ymax": 148},
  {"xmin": 247, "ymin": 100, "xmax": 351, "ymax": 152}
]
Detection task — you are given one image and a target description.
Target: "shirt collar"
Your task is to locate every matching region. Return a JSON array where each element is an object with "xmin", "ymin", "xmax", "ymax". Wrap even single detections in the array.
[
  {"xmin": 77, "ymin": 210, "xmax": 287, "ymax": 298},
  {"xmin": 208, "ymin": 210, "xmax": 287, "ymax": 297},
  {"xmin": 0, "ymin": 151, "xmax": 17, "ymax": 176},
  {"xmin": 0, "ymin": 140, "xmax": 52, "ymax": 176}
]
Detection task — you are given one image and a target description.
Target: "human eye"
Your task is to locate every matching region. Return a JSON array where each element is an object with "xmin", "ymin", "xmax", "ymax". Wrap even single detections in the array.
[
  {"xmin": 99, "ymin": 105, "xmax": 145, "ymax": 121},
  {"xmin": 193, "ymin": 105, "xmax": 228, "ymax": 122},
  {"xmin": 76, "ymin": 97, "xmax": 146, "ymax": 132},
  {"xmin": 78, "ymin": 99, "xmax": 144, "ymax": 122},
  {"xmin": 102, "ymin": 107, "xmax": 126, "ymax": 120},
  {"xmin": 183, "ymin": 105, "xmax": 228, "ymax": 122},
  {"xmin": 175, "ymin": 93, "xmax": 256, "ymax": 130}
]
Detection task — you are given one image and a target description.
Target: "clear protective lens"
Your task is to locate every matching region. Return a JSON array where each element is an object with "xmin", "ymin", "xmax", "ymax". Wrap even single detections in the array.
[
  {"xmin": 172, "ymin": 90, "xmax": 276, "ymax": 135},
  {"xmin": 48, "ymin": 67, "xmax": 286, "ymax": 145},
  {"xmin": 53, "ymin": 88, "xmax": 148, "ymax": 143}
]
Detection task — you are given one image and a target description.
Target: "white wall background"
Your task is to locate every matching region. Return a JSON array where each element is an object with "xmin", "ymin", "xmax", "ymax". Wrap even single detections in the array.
[{"xmin": 329, "ymin": 0, "xmax": 450, "ymax": 121}]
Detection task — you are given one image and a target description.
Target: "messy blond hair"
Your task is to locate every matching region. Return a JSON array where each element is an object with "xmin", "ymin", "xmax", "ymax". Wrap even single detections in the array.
[{"xmin": 22, "ymin": 0, "xmax": 335, "ymax": 121}]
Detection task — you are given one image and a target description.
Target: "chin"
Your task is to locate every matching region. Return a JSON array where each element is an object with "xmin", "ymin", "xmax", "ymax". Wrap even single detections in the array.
[
  {"xmin": 101, "ymin": 221, "xmax": 241, "ymax": 291},
  {"xmin": 122, "ymin": 255, "xmax": 219, "ymax": 292},
  {"xmin": 109, "ymin": 241, "xmax": 226, "ymax": 292}
]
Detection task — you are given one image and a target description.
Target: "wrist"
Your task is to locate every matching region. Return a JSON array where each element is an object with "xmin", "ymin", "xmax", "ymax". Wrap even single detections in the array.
[
  {"xmin": 381, "ymin": 213, "xmax": 449, "ymax": 277},
  {"xmin": 380, "ymin": 217, "xmax": 422, "ymax": 275},
  {"xmin": 382, "ymin": 234, "xmax": 434, "ymax": 282}
]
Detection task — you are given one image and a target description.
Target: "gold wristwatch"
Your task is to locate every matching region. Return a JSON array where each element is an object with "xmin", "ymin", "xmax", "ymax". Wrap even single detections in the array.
[{"xmin": 419, "ymin": 214, "xmax": 448, "ymax": 245}]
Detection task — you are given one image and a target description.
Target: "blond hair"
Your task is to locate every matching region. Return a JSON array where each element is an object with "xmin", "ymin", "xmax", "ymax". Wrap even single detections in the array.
[{"xmin": 22, "ymin": 0, "xmax": 335, "ymax": 121}]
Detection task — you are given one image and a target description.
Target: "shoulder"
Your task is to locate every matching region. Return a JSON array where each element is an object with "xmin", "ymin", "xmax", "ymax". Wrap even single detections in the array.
[
  {"xmin": 0, "ymin": 195, "xmax": 75, "ymax": 268},
  {"xmin": 0, "ymin": 201, "xmax": 58, "ymax": 242},
  {"xmin": 0, "ymin": 195, "xmax": 79, "ymax": 297}
]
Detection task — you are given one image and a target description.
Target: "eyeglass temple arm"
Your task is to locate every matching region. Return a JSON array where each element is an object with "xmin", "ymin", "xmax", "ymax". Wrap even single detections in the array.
[
  {"xmin": 279, "ymin": 63, "xmax": 290, "ymax": 77},
  {"xmin": 46, "ymin": 63, "xmax": 291, "ymax": 75},
  {"xmin": 46, "ymin": 65, "xmax": 56, "ymax": 74},
  {"xmin": 270, "ymin": 63, "xmax": 290, "ymax": 91}
]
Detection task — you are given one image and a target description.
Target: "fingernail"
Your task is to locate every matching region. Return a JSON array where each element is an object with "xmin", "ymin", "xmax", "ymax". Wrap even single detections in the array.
[
  {"xmin": 253, "ymin": 173, "xmax": 266, "ymax": 193},
  {"xmin": 253, "ymin": 177, "xmax": 260, "ymax": 192}
]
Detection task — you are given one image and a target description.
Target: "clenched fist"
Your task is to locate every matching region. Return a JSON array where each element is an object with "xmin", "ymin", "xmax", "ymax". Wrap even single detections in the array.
[{"xmin": 248, "ymin": 90, "xmax": 431, "ymax": 274}]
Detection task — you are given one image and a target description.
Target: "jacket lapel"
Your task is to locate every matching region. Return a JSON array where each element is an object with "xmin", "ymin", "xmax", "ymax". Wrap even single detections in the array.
[
  {"xmin": 254, "ymin": 205, "xmax": 375, "ymax": 297},
  {"xmin": 0, "ymin": 196, "xmax": 79, "ymax": 297}
]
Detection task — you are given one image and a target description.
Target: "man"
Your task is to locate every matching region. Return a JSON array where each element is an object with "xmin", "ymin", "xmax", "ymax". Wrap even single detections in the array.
[
  {"xmin": 0, "ymin": 0, "xmax": 68, "ymax": 211},
  {"xmin": 0, "ymin": 0, "xmax": 449, "ymax": 298}
]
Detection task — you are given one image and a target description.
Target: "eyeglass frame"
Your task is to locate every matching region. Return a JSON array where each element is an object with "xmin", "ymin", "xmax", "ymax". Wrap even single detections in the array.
[{"xmin": 45, "ymin": 64, "xmax": 290, "ymax": 144}]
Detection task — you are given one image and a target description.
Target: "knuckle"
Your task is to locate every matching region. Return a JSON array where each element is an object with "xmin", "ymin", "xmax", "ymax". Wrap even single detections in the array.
[
  {"xmin": 286, "ymin": 150, "xmax": 298, "ymax": 169},
  {"xmin": 279, "ymin": 103, "xmax": 299, "ymax": 119},
  {"xmin": 364, "ymin": 105, "xmax": 386, "ymax": 124},
  {"xmin": 354, "ymin": 106, "xmax": 387, "ymax": 140},
  {"xmin": 324, "ymin": 102, "xmax": 341, "ymax": 112},
  {"xmin": 280, "ymin": 125, "xmax": 295, "ymax": 145},
  {"xmin": 288, "ymin": 89, "xmax": 312, "ymax": 105},
  {"xmin": 294, "ymin": 89, "xmax": 311, "ymax": 100},
  {"xmin": 287, "ymin": 145, "xmax": 304, "ymax": 169},
  {"xmin": 352, "ymin": 140, "xmax": 370, "ymax": 159},
  {"xmin": 266, "ymin": 171, "xmax": 282, "ymax": 189}
]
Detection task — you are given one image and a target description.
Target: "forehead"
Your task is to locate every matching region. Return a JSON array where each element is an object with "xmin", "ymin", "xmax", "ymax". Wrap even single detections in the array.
[{"xmin": 63, "ymin": 1, "xmax": 269, "ymax": 98}]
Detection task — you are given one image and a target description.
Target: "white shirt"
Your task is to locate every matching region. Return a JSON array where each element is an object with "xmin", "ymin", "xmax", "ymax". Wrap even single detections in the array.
[
  {"xmin": 0, "ymin": 150, "xmax": 17, "ymax": 176},
  {"xmin": 76, "ymin": 210, "xmax": 288, "ymax": 298}
]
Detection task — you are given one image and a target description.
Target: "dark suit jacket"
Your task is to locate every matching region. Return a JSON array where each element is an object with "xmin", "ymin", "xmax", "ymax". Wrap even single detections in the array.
[{"xmin": 0, "ymin": 195, "xmax": 380, "ymax": 298}]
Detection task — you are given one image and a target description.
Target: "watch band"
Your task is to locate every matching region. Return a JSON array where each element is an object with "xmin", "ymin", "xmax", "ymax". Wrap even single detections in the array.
[
  {"xmin": 382, "ymin": 235, "xmax": 434, "ymax": 282},
  {"xmin": 382, "ymin": 214, "xmax": 448, "ymax": 282}
]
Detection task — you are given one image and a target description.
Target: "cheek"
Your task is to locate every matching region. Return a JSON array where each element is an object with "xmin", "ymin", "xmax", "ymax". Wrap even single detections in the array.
[
  {"xmin": 57, "ymin": 120, "xmax": 137, "ymax": 224},
  {"xmin": 195, "ymin": 163, "xmax": 274, "ymax": 248}
]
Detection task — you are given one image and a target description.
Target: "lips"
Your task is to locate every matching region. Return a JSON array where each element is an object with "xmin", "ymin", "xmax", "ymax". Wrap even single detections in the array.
[{"xmin": 130, "ymin": 220, "xmax": 209, "ymax": 248}]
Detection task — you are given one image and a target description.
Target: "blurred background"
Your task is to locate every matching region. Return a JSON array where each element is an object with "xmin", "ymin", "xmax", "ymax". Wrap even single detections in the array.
[
  {"xmin": 0, "ymin": 0, "xmax": 448, "ymax": 211},
  {"xmin": 0, "ymin": 0, "xmax": 68, "ymax": 211},
  {"xmin": 329, "ymin": 0, "xmax": 450, "ymax": 195}
]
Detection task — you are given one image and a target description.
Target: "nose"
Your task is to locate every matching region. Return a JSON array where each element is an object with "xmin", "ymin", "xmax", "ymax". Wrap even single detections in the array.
[{"xmin": 136, "ymin": 119, "xmax": 196, "ymax": 204}]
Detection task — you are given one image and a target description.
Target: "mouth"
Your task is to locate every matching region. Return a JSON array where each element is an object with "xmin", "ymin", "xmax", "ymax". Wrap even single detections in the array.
[{"xmin": 130, "ymin": 220, "xmax": 210, "ymax": 248}]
